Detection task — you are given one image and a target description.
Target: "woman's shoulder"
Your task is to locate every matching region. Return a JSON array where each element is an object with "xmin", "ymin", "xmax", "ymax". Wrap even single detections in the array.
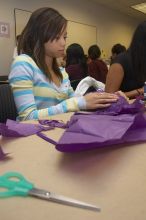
[
  {"xmin": 114, "ymin": 51, "xmax": 129, "ymax": 62},
  {"xmin": 112, "ymin": 51, "xmax": 130, "ymax": 67},
  {"xmin": 13, "ymin": 54, "xmax": 38, "ymax": 68}
]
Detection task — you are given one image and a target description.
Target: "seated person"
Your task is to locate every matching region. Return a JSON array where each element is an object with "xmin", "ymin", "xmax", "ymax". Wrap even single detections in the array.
[
  {"xmin": 9, "ymin": 8, "xmax": 118, "ymax": 121},
  {"xmin": 105, "ymin": 21, "xmax": 146, "ymax": 99},
  {"xmin": 65, "ymin": 43, "xmax": 88, "ymax": 81},
  {"xmin": 110, "ymin": 43, "xmax": 126, "ymax": 64},
  {"xmin": 87, "ymin": 45, "xmax": 108, "ymax": 83}
]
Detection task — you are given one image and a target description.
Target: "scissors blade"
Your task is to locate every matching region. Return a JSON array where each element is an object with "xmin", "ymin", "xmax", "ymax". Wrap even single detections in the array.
[{"xmin": 29, "ymin": 188, "xmax": 100, "ymax": 212}]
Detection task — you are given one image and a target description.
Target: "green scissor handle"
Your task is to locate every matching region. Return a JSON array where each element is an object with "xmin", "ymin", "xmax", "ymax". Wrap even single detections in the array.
[{"xmin": 0, "ymin": 172, "xmax": 34, "ymax": 198}]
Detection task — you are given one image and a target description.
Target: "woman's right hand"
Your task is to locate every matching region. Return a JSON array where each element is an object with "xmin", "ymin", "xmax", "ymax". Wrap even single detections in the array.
[{"xmin": 84, "ymin": 92, "xmax": 119, "ymax": 110}]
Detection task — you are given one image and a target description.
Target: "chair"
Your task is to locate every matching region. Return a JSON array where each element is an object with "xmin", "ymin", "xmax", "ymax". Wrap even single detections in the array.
[
  {"xmin": 0, "ymin": 75, "xmax": 9, "ymax": 85},
  {"xmin": 0, "ymin": 84, "xmax": 18, "ymax": 123}
]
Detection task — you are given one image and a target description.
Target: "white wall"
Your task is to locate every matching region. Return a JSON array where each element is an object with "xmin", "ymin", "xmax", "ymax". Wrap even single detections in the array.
[{"xmin": 0, "ymin": 0, "xmax": 140, "ymax": 75}]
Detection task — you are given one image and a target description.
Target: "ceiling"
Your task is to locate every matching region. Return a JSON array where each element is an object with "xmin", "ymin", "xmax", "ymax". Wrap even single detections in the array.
[{"xmin": 90, "ymin": 0, "xmax": 146, "ymax": 20}]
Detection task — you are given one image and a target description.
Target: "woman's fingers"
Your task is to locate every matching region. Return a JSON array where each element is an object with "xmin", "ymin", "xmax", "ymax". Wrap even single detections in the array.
[
  {"xmin": 94, "ymin": 98, "xmax": 118, "ymax": 104},
  {"xmin": 84, "ymin": 92, "xmax": 119, "ymax": 110},
  {"xmin": 95, "ymin": 92, "xmax": 118, "ymax": 99}
]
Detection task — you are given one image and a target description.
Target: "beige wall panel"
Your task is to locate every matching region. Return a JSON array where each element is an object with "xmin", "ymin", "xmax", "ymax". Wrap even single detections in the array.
[{"xmin": 67, "ymin": 21, "xmax": 97, "ymax": 54}]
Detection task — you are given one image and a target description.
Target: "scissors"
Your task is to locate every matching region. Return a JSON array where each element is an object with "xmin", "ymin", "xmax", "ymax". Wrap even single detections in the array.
[{"xmin": 0, "ymin": 172, "xmax": 100, "ymax": 212}]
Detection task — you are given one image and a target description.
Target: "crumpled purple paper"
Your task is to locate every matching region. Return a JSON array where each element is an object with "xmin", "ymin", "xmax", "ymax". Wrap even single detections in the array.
[
  {"xmin": 39, "ymin": 119, "xmax": 67, "ymax": 128},
  {"xmin": 55, "ymin": 98, "xmax": 146, "ymax": 152},
  {"xmin": 95, "ymin": 96, "xmax": 145, "ymax": 115},
  {"xmin": 0, "ymin": 118, "xmax": 67, "ymax": 148},
  {"xmin": 76, "ymin": 96, "xmax": 145, "ymax": 116},
  {"xmin": 0, "ymin": 146, "xmax": 9, "ymax": 160},
  {"xmin": 0, "ymin": 119, "xmax": 53, "ymax": 137}
]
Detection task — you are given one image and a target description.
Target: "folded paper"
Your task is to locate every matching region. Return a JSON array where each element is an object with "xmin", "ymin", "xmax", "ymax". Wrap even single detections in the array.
[
  {"xmin": 56, "ymin": 98, "xmax": 146, "ymax": 152},
  {"xmin": 0, "ymin": 96, "xmax": 146, "ymax": 153},
  {"xmin": 0, "ymin": 120, "xmax": 44, "ymax": 137},
  {"xmin": 0, "ymin": 119, "xmax": 63, "ymax": 137},
  {"xmin": 0, "ymin": 118, "xmax": 68, "ymax": 138}
]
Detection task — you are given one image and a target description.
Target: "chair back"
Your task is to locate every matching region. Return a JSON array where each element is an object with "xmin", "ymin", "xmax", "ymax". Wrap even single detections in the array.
[
  {"xmin": 0, "ymin": 84, "xmax": 18, "ymax": 123},
  {"xmin": 0, "ymin": 75, "xmax": 8, "ymax": 85}
]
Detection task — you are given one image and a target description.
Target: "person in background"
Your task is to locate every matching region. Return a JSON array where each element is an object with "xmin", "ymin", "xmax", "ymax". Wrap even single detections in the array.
[
  {"xmin": 65, "ymin": 43, "xmax": 88, "ymax": 81},
  {"xmin": 13, "ymin": 35, "xmax": 21, "ymax": 59},
  {"xmin": 105, "ymin": 21, "xmax": 146, "ymax": 99},
  {"xmin": 9, "ymin": 7, "xmax": 118, "ymax": 121},
  {"xmin": 87, "ymin": 44, "xmax": 108, "ymax": 83},
  {"xmin": 110, "ymin": 43, "xmax": 126, "ymax": 64}
]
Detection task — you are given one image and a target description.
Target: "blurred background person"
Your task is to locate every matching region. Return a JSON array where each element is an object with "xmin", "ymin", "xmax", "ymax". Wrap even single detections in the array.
[
  {"xmin": 65, "ymin": 43, "xmax": 88, "ymax": 81},
  {"xmin": 105, "ymin": 21, "xmax": 146, "ymax": 99},
  {"xmin": 87, "ymin": 44, "xmax": 108, "ymax": 83},
  {"xmin": 110, "ymin": 43, "xmax": 126, "ymax": 64}
]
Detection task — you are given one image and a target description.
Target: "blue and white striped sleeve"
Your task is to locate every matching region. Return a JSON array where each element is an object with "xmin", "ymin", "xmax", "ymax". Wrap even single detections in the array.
[{"xmin": 9, "ymin": 59, "xmax": 86, "ymax": 121}]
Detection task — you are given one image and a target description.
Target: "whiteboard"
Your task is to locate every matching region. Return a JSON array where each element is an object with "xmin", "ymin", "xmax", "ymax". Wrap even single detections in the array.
[
  {"xmin": 67, "ymin": 21, "xmax": 97, "ymax": 54},
  {"xmin": 14, "ymin": 9, "xmax": 97, "ymax": 53},
  {"xmin": 14, "ymin": 8, "xmax": 31, "ymax": 39}
]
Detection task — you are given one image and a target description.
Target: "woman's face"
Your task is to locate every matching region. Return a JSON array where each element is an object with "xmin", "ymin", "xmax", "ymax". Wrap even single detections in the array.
[{"xmin": 44, "ymin": 27, "xmax": 67, "ymax": 59}]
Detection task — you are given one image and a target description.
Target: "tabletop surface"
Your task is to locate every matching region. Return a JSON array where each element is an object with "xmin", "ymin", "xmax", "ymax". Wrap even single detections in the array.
[{"xmin": 1, "ymin": 112, "xmax": 146, "ymax": 220}]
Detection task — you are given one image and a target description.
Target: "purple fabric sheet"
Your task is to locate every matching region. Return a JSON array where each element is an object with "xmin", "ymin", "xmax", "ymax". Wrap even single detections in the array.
[
  {"xmin": 56, "ymin": 97, "xmax": 146, "ymax": 152},
  {"xmin": 0, "ymin": 120, "xmax": 44, "ymax": 137},
  {"xmin": 39, "ymin": 119, "xmax": 67, "ymax": 128},
  {"xmin": 0, "ymin": 96, "xmax": 146, "ymax": 153},
  {"xmin": 0, "ymin": 119, "xmax": 60, "ymax": 137}
]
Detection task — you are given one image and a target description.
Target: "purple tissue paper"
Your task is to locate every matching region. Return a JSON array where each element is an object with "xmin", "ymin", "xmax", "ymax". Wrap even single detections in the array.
[
  {"xmin": 56, "ymin": 98, "xmax": 146, "ymax": 152},
  {"xmin": 0, "ymin": 120, "xmax": 45, "ymax": 137},
  {"xmin": 39, "ymin": 119, "xmax": 67, "ymax": 128}
]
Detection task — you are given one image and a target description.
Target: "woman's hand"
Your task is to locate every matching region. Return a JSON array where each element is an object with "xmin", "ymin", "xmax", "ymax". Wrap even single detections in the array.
[
  {"xmin": 115, "ymin": 90, "xmax": 130, "ymax": 101},
  {"xmin": 84, "ymin": 92, "xmax": 119, "ymax": 109}
]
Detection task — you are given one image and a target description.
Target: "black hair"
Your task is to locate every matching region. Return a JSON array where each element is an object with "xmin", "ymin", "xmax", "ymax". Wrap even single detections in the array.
[
  {"xmin": 88, "ymin": 45, "xmax": 101, "ymax": 60},
  {"xmin": 129, "ymin": 20, "xmax": 146, "ymax": 85},
  {"xmin": 111, "ymin": 43, "xmax": 126, "ymax": 55},
  {"xmin": 66, "ymin": 43, "xmax": 88, "ymax": 75}
]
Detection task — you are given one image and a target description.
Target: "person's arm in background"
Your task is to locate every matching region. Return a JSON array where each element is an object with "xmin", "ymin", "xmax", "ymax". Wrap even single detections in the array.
[
  {"xmin": 105, "ymin": 63, "xmax": 124, "ymax": 93},
  {"xmin": 124, "ymin": 87, "xmax": 144, "ymax": 99},
  {"xmin": 105, "ymin": 63, "xmax": 144, "ymax": 99}
]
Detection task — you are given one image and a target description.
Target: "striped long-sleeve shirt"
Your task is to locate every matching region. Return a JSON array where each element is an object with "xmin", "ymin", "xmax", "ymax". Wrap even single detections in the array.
[{"xmin": 9, "ymin": 54, "xmax": 86, "ymax": 121}]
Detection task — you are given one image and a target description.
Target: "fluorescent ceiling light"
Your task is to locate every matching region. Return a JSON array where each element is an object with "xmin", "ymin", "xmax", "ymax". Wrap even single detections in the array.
[{"xmin": 131, "ymin": 2, "xmax": 146, "ymax": 14}]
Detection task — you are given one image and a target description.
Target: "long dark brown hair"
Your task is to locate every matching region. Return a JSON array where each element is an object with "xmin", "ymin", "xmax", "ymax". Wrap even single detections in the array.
[
  {"xmin": 129, "ymin": 20, "xmax": 146, "ymax": 85},
  {"xmin": 18, "ymin": 7, "xmax": 67, "ymax": 81}
]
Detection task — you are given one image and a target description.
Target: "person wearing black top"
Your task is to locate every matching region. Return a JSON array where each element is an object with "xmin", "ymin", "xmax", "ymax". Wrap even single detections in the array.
[
  {"xmin": 105, "ymin": 21, "xmax": 146, "ymax": 99},
  {"xmin": 110, "ymin": 43, "xmax": 126, "ymax": 65}
]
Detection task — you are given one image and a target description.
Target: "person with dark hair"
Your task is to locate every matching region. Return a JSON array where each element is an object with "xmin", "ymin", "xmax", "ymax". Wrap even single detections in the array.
[
  {"xmin": 105, "ymin": 21, "xmax": 146, "ymax": 99},
  {"xmin": 87, "ymin": 44, "xmax": 108, "ymax": 83},
  {"xmin": 9, "ymin": 7, "xmax": 118, "ymax": 121},
  {"xmin": 65, "ymin": 43, "xmax": 88, "ymax": 81},
  {"xmin": 110, "ymin": 43, "xmax": 126, "ymax": 64}
]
